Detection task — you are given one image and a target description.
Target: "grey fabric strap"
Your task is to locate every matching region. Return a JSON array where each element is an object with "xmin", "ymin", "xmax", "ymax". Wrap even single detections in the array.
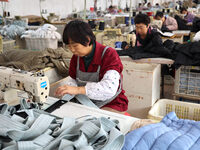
[
  {"xmin": 20, "ymin": 98, "xmax": 39, "ymax": 110},
  {"xmin": 62, "ymin": 94, "xmax": 99, "ymax": 109},
  {"xmin": 0, "ymin": 103, "xmax": 10, "ymax": 115},
  {"xmin": 61, "ymin": 94, "xmax": 75, "ymax": 101},
  {"xmin": 0, "ymin": 103, "xmax": 124, "ymax": 150},
  {"xmin": 76, "ymin": 94, "xmax": 99, "ymax": 109},
  {"xmin": 4, "ymin": 114, "xmax": 54, "ymax": 141},
  {"xmin": 44, "ymin": 117, "xmax": 124, "ymax": 150},
  {"xmin": 102, "ymin": 128, "xmax": 125, "ymax": 150},
  {"xmin": 17, "ymin": 141, "xmax": 40, "ymax": 150},
  {"xmin": 11, "ymin": 114, "xmax": 25, "ymax": 123}
]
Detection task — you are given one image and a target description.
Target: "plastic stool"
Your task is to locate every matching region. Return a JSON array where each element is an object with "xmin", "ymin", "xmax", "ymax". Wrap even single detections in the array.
[{"xmin": 124, "ymin": 112, "xmax": 131, "ymax": 116}]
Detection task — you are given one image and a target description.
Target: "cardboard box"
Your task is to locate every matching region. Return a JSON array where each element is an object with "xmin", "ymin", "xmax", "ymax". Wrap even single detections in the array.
[{"xmin": 121, "ymin": 56, "xmax": 161, "ymax": 118}]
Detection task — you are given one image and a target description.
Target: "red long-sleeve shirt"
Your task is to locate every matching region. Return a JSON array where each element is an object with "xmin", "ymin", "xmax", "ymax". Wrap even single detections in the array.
[{"xmin": 69, "ymin": 41, "xmax": 128, "ymax": 111}]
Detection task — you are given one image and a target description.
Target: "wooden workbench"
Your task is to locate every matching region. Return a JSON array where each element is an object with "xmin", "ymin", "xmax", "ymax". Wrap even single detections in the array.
[
  {"xmin": 173, "ymin": 93, "xmax": 200, "ymax": 101},
  {"xmin": 162, "ymin": 30, "xmax": 191, "ymax": 44},
  {"xmin": 172, "ymin": 30, "xmax": 191, "ymax": 36},
  {"xmin": 131, "ymin": 57, "xmax": 174, "ymax": 65},
  {"xmin": 162, "ymin": 34, "xmax": 184, "ymax": 43}
]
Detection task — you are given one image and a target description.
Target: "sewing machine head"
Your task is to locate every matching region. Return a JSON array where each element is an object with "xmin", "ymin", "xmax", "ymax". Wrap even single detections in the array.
[{"xmin": 0, "ymin": 66, "xmax": 49, "ymax": 105}]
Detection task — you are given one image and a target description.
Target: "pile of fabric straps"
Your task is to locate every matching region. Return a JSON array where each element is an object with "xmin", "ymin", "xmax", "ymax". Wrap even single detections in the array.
[{"xmin": 0, "ymin": 99, "xmax": 124, "ymax": 150}]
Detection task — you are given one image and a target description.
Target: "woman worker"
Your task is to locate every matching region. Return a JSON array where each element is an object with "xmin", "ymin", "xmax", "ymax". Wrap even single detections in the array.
[
  {"xmin": 55, "ymin": 20, "xmax": 128, "ymax": 114},
  {"xmin": 134, "ymin": 13, "xmax": 163, "ymax": 47}
]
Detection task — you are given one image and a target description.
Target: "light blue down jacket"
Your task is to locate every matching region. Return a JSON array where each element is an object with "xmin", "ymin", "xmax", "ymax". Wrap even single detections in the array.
[{"xmin": 123, "ymin": 112, "xmax": 200, "ymax": 150}]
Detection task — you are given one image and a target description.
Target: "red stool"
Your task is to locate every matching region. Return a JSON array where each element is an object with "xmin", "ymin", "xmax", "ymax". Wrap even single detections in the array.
[
  {"xmin": 124, "ymin": 112, "xmax": 131, "ymax": 116},
  {"xmin": 146, "ymin": 12, "xmax": 153, "ymax": 16}
]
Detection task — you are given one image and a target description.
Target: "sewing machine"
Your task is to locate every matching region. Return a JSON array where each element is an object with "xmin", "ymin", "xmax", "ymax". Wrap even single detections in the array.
[{"xmin": 0, "ymin": 66, "xmax": 49, "ymax": 105}]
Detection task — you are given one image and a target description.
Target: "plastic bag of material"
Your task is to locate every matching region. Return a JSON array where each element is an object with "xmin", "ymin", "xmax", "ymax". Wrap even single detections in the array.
[
  {"xmin": 21, "ymin": 24, "xmax": 61, "ymax": 40},
  {"xmin": 0, "ymin": 24, "xmax": 25, "ymax": 39}
]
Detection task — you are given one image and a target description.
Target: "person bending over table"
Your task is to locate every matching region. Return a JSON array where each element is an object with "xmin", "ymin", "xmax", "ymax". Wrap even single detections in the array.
[{"xmin": 55, "ymin": 20, "xmax": 128, "ymax": 114}]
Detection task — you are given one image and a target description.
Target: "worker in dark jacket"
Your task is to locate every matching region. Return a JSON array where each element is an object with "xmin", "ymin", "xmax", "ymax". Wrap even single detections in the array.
[
  {"xmin": 134, "ymin": 13, "xmax": 163, "ymax": 48},
  {"xmin": 118, "ymin": 14, "xmax": 172, "ymax": 61}
]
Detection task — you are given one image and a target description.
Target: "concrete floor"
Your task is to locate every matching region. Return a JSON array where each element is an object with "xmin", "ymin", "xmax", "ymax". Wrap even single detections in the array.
[{"xmin": 163, "ymin": 75, "xmax": 175, "ymax": 100}]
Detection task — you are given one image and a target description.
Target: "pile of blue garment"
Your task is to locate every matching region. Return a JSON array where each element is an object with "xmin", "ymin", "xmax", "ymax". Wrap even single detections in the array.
[
  {"xmin": 13, "ymin": 20, "xmax": 27, "ymax": 28},
  {"xmin": 123, "ymin": 112, "xmax": 200, "ymax": 150},
  {"xmin": 0, "ymin": 19, "xmax": 27, "ymax": 39},
  {"xmin": 0, "ymin": 24, "xmax": 25, "ymax": 39}
]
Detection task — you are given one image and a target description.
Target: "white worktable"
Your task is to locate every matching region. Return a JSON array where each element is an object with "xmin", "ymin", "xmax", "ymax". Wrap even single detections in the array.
[
  {"xmin": 120, "ymin": 56, "xmax": 174, "ymax": 65},
  {"xmin": 45, "ymin": 97, "xmax": 138, "ymax": 134}
]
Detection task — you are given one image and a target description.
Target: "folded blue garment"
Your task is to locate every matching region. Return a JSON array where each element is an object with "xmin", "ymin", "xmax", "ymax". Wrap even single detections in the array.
[{"xmin": 123, "ymin": 112, "xmax": 200, "ymax": 150}]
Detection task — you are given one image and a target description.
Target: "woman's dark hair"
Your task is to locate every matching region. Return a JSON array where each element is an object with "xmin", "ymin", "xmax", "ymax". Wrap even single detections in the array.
[
  {"xmin": 155, "ymin": 11, "xmax": 164, "ymax": 18},
  {"xmin": 134, "ymin": 13, "xmax": 150, "ymax": 26},
  {"xmin": 109, "ymin": 5, "xmax": 113, "ymax": 9},
  {"xmin": 180, "ymin": 7, "xmax": 187, "ymax": 13},
  {"xmin": 63, "ymin": 20, "xmax": 96, "ymax": 46}
]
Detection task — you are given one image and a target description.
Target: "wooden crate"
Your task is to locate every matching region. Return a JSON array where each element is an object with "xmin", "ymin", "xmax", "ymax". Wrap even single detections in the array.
[{"xmin": 174, "ymin": 66, "xmax": 200, "ymax": 97}]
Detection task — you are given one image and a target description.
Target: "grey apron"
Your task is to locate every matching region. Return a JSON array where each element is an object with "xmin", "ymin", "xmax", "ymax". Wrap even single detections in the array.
[{"xmin": 76, "ymin": 46, "xmax": 122, "ymax": 108}]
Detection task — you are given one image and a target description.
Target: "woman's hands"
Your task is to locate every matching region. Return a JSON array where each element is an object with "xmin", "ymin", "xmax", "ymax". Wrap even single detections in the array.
[{"xmin": 54, "ymin": 85, "xmax": 86, "ymax": 97}]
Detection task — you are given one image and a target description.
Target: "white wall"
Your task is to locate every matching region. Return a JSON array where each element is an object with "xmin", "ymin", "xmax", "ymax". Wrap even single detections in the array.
[
  {"xmin": 4, "ymin": 0, "xmax": 40, "ymax": 17},
  {"xmin": 3, "ymin": 0, "xmax": 163, "ymax": 18},
  {"xmin": 6, "ymin": 0, "xmax": 87, "ymax": 18}
]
